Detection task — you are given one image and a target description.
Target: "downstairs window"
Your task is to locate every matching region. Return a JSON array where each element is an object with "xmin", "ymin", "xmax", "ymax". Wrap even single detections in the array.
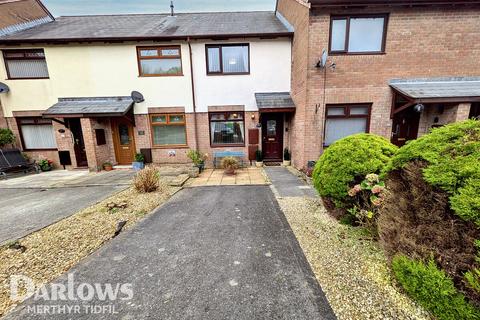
[
  {"xmin": 150, "ymin": 114, "xmax": 187, "ymax": 147},
  {"xmin": 18, "ymin": 118, "xmax": 56, "ymax": 150},
  {"xmin": 324, "ymin": 104, "xmax": 371, "ymax": 146}
]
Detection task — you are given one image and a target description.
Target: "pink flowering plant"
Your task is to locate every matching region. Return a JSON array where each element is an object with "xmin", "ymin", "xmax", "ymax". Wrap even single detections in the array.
[{"xmin": 346, "ymin": 173, "xmax": 386, "ymax": 235}]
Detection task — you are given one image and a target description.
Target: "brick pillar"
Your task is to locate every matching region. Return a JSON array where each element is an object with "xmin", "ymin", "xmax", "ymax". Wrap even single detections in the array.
[
  {"xmin": 454, "ymin": 103, "xmax": 471, "ymax": 122},
  {"xmin": 80, "ymin": 118, "xmax": 100, "ymax": 172}
]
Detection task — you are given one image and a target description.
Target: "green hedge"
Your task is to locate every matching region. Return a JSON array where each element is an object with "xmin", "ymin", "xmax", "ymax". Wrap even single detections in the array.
[
  {"xmin": 312, "ymin": 134, "xmax": 398, "ymax": 207},
  {"xmin": 386, "ymin": 120, "xmax": 480, "ymax": 225},
  {"xmin": 392, "ymin": 255, "xmax": 480, "ymax": 320}
]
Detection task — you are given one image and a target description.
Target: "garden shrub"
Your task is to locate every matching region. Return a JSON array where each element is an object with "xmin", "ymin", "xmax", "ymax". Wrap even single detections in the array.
[
  {"xmin": 386, "ymin": 119, "xmax": 480, "ymax": 225},
  {"xmin": 392, "ymin": 255, "xmax": 480, "ymax": 320},
  {"xmin": 133, "ymin": 166, "xmax": 162, "ymax": 193},
  {"xmin": 312, "ymin": 133, "xmax": 397, "ymax": 207},
  {"xmin": 0, "ymin": 128, "xmax": 15, "ymax": 148}
]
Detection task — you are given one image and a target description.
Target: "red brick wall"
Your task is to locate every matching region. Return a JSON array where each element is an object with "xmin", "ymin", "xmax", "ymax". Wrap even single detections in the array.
[
  {"xmin": 279, "ymin": 2, "xmax": 480, "ymax": 169},
  {"xmin": 277, "ymin": 0, "xmax": 311, "ymax": 169},
  {"xmin": 80, "ymin": 118, "xmax": 116, "ymax": 171},
  {"xmin": 134, "ymin": 112, "xmax": 260, "ymax": 167},
  {"xmin": 418, "ymin": 103, "xmax": 472, "ymax": 136}
]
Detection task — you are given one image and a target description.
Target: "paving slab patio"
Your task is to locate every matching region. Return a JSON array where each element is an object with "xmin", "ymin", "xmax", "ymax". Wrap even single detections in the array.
[{"xmin": 185, "ymin": 167, "xmax": 269, "ymax": 187}]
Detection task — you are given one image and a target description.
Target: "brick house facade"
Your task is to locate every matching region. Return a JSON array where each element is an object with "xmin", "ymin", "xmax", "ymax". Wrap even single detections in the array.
[{"xmin": 277, "ymin": 0, "xmax": 480, "ymax": 170}]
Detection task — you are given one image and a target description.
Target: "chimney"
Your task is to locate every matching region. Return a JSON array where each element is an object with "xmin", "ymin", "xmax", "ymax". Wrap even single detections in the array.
[{"xmin": 170, "ymin": 1, "xmax": 174, "ymax": 16}]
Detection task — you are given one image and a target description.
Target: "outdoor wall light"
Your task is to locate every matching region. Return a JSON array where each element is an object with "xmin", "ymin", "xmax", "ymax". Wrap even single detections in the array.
[
  {"xmin": 251, "ymin": 113, "xmax": 255, "ymax": 120},
  {"xmin": 414, "ymin": 104, "xmax": 425, "ymax": 113}
]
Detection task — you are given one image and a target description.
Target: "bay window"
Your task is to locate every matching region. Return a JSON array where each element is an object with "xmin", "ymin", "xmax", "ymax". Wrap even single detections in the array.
[
  {"xmin": 18, "ymin": 118, "xmax": 56, "ymax": 150},
  {"xmin": 3, "ymin": 49, "xmax": 49, "ymax": 79},
  {"xmin": 324, "ymin": 104, "xmax": 371, "ymax": 146},
  {"xmin": 150, "ymin": 114, "xmax": 187, "ymax": 147},
  {"xmin": 209, "ymin": 112, "xmax": 245, "ymax": 146},
  {"xmin": 330, "ymin": 15, "xmax": 388, "ymax": 54},
  {"xmin": 206, "ymin": 44, "xmax": 249, "ymax": 75}
]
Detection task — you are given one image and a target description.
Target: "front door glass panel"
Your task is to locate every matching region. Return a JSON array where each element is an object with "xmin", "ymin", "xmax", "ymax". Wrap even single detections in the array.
[{"xmin": 119, "ymin": 124, "xmax": 130, "ymax": 145}]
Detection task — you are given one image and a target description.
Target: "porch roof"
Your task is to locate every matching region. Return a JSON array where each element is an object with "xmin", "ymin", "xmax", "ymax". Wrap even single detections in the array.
[
  {"xmin": 255, "ymin": 92, "xmax": 295, "ymax": 113},
  {"xmin": 389, "ymin": 77, "xmax": 480, "ymax": 102},
  {"xmin": 43, "ymin": 96, "xmax": 134, "ymax": 118}
]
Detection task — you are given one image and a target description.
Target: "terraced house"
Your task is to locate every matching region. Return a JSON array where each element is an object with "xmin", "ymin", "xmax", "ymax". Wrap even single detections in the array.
[
  {"xmin": 0, "ymin": 2, "xmax": 293, "ymax": 170},
  {"xmin": 1, "ymin": 0, "xmax": 480, "ymax": 172},
  {"xmin": 276, "ymin": 0, "xmax": 480, "ymax": 170}
]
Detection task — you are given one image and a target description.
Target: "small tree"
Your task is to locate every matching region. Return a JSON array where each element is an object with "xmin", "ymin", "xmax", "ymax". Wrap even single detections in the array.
[{"xmin": 0, "ymin": 128, "xmax": 15, "ymax": 148}]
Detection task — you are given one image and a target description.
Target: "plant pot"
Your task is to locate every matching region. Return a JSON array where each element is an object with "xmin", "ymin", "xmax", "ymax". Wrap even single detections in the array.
[
  {"xmin": 195, "ymin": 162, "xmax": 205, "ymax": 173},
  {"xmin": 224, "ymin": 167, "xmax": 236, "ymax": 175},
  {"xmin": 132, "ymin": 161, "xmax": 145, "ymax": 171},
  {"xmin": 41, "ymin": 165, "xmax": 52, "ymax": 172},
  {"xmin": 255, "ymin": 161, "xmax": 263, "ymax": 168},
  {"xmin": 283, "ymin": 160, "xmax": 291, "ymax": 166},
  {"xmin": 103, "ymin": 165, "xmax": 113, "ymax": 171}
]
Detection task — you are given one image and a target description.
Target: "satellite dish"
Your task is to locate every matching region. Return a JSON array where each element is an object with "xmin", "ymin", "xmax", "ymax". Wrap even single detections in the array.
[
  {"xmin": 131, "ymin": 91, "xmax": 144, "ymax": 103},
  {"xmin": 316, "ymin": 49, "xmax": 328, "ymax": 68},
  {"xmin": 0, "ymin": 82, "xmax": 10, "ymax": 94}
]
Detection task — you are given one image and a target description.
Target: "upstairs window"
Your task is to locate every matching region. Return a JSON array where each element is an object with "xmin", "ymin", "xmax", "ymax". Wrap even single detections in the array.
[
  {"xmin": 206, "ymin": 44, "xmax": 249, "ymax": 75},
  {"xmin": 137, "ymin": 46, "xmax": 183, "ymax": 76},
  {"xmin": 324, "ymin": 104, "xmax": 371, "ymax": 146},
  {"xmin": 3, "ymin": 49, "xmax": 49, "ymax": 79},
  {"xmin": 330, "ymin": 15, "xmax": 388, "ymax": 54}
]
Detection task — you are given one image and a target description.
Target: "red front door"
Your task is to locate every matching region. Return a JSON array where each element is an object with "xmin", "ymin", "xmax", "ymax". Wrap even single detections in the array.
[
  {"xmin": 391, "ymin": 108, "xmax": 421, "ymax": 147},
  {"xmin": 262, "ymin": 113, "xmax": 283, "ymax": 161}
]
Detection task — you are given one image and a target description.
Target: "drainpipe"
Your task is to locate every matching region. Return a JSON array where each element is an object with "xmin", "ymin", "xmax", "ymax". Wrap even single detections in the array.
[{"xmin": 187, "ymin": 37, "xmax": 200, "ymax": 150}]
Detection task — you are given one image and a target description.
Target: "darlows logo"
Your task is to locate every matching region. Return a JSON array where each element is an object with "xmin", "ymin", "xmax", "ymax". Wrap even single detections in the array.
[{"xmin": 10, "ymin": 273, "xmax": 133, "ymax": 303}]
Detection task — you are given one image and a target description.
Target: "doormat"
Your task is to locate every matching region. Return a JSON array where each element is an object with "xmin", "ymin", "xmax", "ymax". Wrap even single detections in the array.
[{"xmin": 264, "ymin": 162, "xmax": 281, "ymax": 166}]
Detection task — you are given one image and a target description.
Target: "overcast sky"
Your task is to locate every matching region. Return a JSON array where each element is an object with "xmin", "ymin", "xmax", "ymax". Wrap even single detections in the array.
[{"xmin": 42, "ymin": 0, "xmax": 277, "ymax": 16}]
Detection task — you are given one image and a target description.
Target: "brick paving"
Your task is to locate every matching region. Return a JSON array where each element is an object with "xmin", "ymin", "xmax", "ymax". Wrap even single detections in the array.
[{"xmin": 186, "ymin": 167, "xmax": 268, "ymax": 187}]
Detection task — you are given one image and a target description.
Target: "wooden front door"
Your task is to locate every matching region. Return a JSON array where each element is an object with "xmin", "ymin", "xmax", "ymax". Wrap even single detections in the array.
[
  {"xmin": 262, "ymin": 113, "xmax": 284, "ymax": 161},
  {"xmin": 69, "ymin": 118, "xmax": 88, "ymax": 167},
  {"xmin": 112, "ymin": 118, "xmax": 135, "ymax": 165},
  {"xmin": 391, "ymin": 108, "xmax": 421, "ymax": 147}
]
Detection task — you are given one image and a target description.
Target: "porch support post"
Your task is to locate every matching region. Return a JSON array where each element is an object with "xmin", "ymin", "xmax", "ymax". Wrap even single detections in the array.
[
  {"xmin": 453, "ymin": 103, "xmax": 471, "ymax": 122},
  {"xmin": 80, "ymin": 118, "xmax": 100, "ymax": 172}
]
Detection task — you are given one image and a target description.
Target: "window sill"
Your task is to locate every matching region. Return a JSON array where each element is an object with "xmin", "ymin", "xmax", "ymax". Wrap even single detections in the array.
[
  {"xmin": 210, "ymin": 144, "xmax": 246, "ymax": 148},
  {"xmin": 206, "ymin": 72, "xmax": 250, "ymax": 76},
  {"xmin": 23, "ymin": 148, "xmax": 58, "ymax": 152},
  {"xmin": 6, "ymin": 77, "xmax": 50, "ymax": 80},
  {"xmin": 152, "ymin": 145, "xmax": 189, "ymax": 149},
  {"xmin": 328, "ymin": 51, "xmax": 386, "ymax": 56},
  {"xmin": 139, "ymin": 74, "xmax": 184, "ymax": 77}
]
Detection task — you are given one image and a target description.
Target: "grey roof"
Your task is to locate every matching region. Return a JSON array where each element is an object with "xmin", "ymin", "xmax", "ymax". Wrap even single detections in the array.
[
  {"xmin": 0, "ymin": 12, "xmax": 291, "ymax": 43},
  {"xmin": 255, "ymin": 92, "xmax": 295, "ymax": 109},
  {"xmin": 43, "ymin": 96, "xmax": 134, "ymax": 117},
  {"xmin": 389, "ymin": 77, "xmax": 480, "ymax": 99}
]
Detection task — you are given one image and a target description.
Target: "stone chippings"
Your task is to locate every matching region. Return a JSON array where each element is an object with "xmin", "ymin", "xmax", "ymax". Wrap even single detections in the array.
[
  {"xmin": 278, "ymin": 197, "xmax": 432, "ymax": 320},
  {"xmin": 0, "ymin": 181, "xmax": 179, "ymax": 317}
]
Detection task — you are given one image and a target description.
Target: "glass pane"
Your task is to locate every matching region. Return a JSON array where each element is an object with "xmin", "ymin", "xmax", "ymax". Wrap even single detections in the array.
[
  {"xmin": 222, "ymin": 46, "xmax": 249, "ymax": 73},
  {"xmin": 348, "ymin": 17, "xmax": 385, "ymax": 52},
  {"xmin": 19, "ymin": 118, "xmax": 36, "ymax": 124},
  {"xmin": 161, "ymin": 48, "xmax": 179, "ymax": 56},
  {"xmin": 153, "ymin": 125, "xmax": 186, "ymax": 145},
  {"xmin": 207, "ymin": 47, "xmax": 221, "ymax": 73},
  {"xmin": 21, "ymin": 125, "xmax": 56, "ymax": 149},
  {"xmin": 152, "ymin": 115, "xmax": 167, "ymax": 123},
  {"xmin": 267, "ymin": 120, "xmax": 276, "ymax": 137},
  {"xmin": 227, "ymin": 113, "xmax": 243, "ymax": 120},
  {"xmin": 210, "ymin": 121, "xmax": 245, "ymax": 144},
  {"xmin": 7, "ymin": 59, "xmax": 49, "ymax": 78},
  {"xmin": 140, "ymin": 58, "xmax": 181, "ymax": 75},
  {"xmin": 210, "ymin": 113, "xmax": 226, "ymax": 121},
  {"xmin": 4, "ymin": 51, "xmax": 25, "ymax": 58},
  {"xmin": 324, "ymin": 118, "xmax": 367, "ymax": 146},
  {"xmin": 327, "ymin": 107, "xmax": 345, "ymax": 116},
  {"xmin": 350, "ymin": 106, "xmax": 370, "ymax": 115},
  {"xmin": 118, "ymin": 124, "xmax": 130, "ymax": 145},
  {"xmin": 25, "ymin": 51, "xmax": 45, "ymax": 58},
  {"xmin": 169, "ymin": 114, "xmax": 184, "ymax": 123},
  {"xmin": 331, "ymin": 19, "xmax": 347, "ymax": 51},
  {"xmin": 140, "ymin": 49, "xmax": 158, "ymax": 57}
]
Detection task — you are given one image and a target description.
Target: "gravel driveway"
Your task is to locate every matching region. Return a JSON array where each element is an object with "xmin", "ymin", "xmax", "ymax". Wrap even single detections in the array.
[{"xmin": 6, "ymin": 186, "xmax": 336, "ymax": 320}]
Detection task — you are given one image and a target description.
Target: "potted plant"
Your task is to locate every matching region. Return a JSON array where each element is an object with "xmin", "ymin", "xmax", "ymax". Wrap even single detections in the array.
[
  {"xmin": 132, "ymin": 153, "xmax": 145, "ymax": 171},
  {"xmin": 0, "ymin": 128, "xmax": 15, "ymax": 149},
  {"xmin": 221, "ymin": 156, "xmax": 239, "ymax": 175},
  {"xmin": 255, "ymin": 149, "xmax": 263, "ymax": 167},
  {"xmin": 38, "ymin": 158, "xmax": 53, "ymax": 172},
  {"xmin": 187, "ymin": 149, "xmax": 208, "ymax": 173},
  {"xmin": 103, "ymin": 161, "xmax": 113, "ymax": 171},
  {"xmin": 283, "ymin": 148, "xmax": 291, "ymax": 166}
]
